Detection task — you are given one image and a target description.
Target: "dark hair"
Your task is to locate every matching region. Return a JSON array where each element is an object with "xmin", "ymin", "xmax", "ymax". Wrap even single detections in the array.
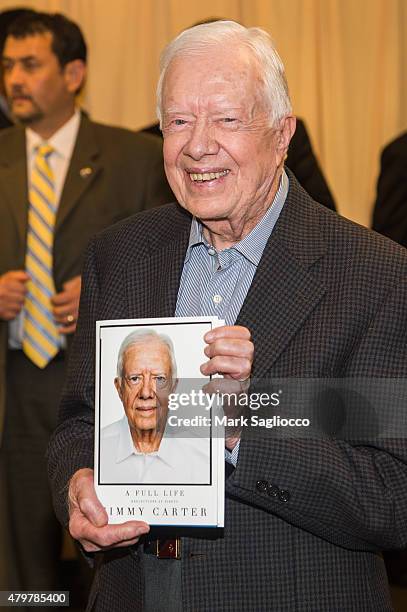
[
  {"xmin": 6, "ymin": 11, "xmax": 87, "ymax": 67},
  {"xmin": 0, "ymin": 8, "xmax": 36, "ymax": 53}
]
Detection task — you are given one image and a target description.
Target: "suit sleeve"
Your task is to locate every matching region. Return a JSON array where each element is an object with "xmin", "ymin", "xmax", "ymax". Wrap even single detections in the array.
[
  {"xmin": 372, "ymin": 140, "xmax": 407, "ymax": 247},
  {"xmin": 286, "ymin": 119, "xmax": 336, "ymax": 211},
  {"xmin": 226, "ymin": 277, "xmax": 407, "ymax": 552},
  {"xmin": 47, "ymin": 238, "xmax": 100, "ymax": 528}
]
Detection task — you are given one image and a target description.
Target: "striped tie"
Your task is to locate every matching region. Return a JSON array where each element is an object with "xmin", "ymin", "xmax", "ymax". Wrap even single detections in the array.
[{"xmin": 22, "ymin": 143, "xmax": 60, "ymax": 368}]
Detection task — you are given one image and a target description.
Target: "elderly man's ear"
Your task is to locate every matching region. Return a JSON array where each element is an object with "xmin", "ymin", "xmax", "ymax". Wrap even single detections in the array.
[
  {"xmin": 114, "ymin": 377, "xmax": 123, "ymax": 401},
  {"xmin": 275, "ymin": 115, "xmax": 296, "ymax": 164}
]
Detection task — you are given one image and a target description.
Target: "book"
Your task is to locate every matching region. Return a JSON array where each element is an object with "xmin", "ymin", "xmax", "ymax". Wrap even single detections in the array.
[{"xmin": 94, "ymin": 316, "xmax": 225, "ymax": 528}]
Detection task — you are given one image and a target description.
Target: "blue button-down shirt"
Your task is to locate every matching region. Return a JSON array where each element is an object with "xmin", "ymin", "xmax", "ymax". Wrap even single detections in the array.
[{"xmin": 175, "ymin": 170, "xmax": 289, "ymax": 465}]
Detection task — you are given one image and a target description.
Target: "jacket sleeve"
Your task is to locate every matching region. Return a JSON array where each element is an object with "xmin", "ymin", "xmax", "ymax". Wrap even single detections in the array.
[
  {"xmin": 226, "ymin": 277, "xmax": 407, "ymax": 552},
  {"xmin": 47, "ymin": 238, "xmax": 101, "ymax": 528}
]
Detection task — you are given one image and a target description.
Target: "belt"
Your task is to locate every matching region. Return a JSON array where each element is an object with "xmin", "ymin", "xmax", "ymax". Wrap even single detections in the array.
[{"xmin": 144, "ymin": 538, "xmax": 181, "ymax": 559}]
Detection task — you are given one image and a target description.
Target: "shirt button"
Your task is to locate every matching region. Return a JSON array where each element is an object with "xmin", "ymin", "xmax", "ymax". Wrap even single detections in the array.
[
  {"xmin": 213, "ymin": 294, "xmax": 223, "ymax": 304},
  {"xmin": 208, "ymin": 247, "xmax": 216, "ymax": 255}
]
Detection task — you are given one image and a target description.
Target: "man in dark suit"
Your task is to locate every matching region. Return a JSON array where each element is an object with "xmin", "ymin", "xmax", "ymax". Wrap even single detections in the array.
[
  {"xmin": 372, "ymin": 131, "xmax": 407, "ymax": 247},
  {"xmin": 0, "ymin": 10, "xmax": 172, "ymax": 593},
  {"xmin": 48, "ymin": 21, "xmax": 407, "ymax": 611}
]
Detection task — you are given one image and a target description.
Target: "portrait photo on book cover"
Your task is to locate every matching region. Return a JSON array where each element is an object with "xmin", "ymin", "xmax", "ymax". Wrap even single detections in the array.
[{"xmin": 97, "ymin": 319, "xmax": 216, "ymax": 485}]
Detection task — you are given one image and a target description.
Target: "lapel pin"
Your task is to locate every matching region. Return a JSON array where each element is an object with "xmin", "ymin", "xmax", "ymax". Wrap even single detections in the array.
[{"xmin": 80, "ymin": 166, "xmax": 93, "ymax": 178}]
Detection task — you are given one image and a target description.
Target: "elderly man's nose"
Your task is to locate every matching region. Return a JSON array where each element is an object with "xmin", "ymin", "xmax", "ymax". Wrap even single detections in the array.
[
  {"xmin": 183, "ymin": 121, "xmax": 218, "ymax": 160},
  {"xmin": 140, "ymin": 375, "xmax": 155, "ymax": 398}
]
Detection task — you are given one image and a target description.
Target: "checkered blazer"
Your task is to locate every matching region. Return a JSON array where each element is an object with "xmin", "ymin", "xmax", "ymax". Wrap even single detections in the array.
[{"xmin": 48, "ymin": 171, "xmax": 407, "ymax": 611}]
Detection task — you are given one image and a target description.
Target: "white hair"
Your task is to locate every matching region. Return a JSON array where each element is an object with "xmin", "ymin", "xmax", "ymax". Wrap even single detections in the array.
[
  {"xmin": 156, "ymin": 20, "xmax": 292, "ymax": 128},
  {"xmin": 116, "ymin": 328, "xmax": 177, "ymax": 380}
]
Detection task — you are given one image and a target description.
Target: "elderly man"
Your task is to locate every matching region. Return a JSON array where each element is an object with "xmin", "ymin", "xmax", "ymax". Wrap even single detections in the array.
[
  {"xmin": 100, "ymin": 329, "xmax": 209, "ymax": 484},
  {"xmin": 49, "ymin": 21, "xmax": 407, "ymax": 611}
]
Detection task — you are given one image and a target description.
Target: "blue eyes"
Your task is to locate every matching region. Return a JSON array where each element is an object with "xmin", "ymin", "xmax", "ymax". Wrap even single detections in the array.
[
  {"xmin": 125, "ymin": 375, "xmax": 168, "ymax": 389},
  {"xmin": 127, "ymin": 375, "xmax": 141, "ymax": 384}
]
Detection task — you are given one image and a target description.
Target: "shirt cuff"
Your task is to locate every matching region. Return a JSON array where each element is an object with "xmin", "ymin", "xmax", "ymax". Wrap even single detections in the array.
[{"xmin": 225, "ymin": 440, "xmax": 240, "ymax": 467}]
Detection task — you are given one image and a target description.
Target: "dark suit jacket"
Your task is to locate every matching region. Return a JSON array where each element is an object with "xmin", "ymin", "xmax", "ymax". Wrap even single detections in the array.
[
  {"xmin": 0, "ymin": 105, "xmax": 12, "ymax": 130},
  {"xmin": 372, "ymin": 131, "xmax": 407, "ymax": 247},
  {"xmin": 48, "ymin": 173, "xmax": 407, "ymax": 611},
  {"xmin": 0, "ymin": 113, "xmax": 173, "ymax": 437},
  {"xmin": 142, "ymin": 117, "xmax": 337, "ymax": 211}
]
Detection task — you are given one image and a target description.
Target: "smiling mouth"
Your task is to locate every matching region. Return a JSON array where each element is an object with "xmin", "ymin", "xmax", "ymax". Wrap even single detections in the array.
[{"xmin": 188, "ymin": 170, "xmax": 230, "ymax": 182}]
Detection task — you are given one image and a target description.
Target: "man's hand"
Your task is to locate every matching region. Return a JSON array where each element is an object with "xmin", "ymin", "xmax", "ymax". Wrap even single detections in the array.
[
  {"xmin": 201, "ymin": 325, "xmax": 254, "ymax": 450},
  {"xmin": 52, "ymin": 275, "xmax": 81, "ymax": 334},
  {"xmin": 0, "ymin": 270, "xmax": 29, "ymax": 320},
  {"xmin": 201, "ymin": 325, "xmax": 253, "ymax": 381},
  {"xmin": 68, "ymin": 468, "xmax": 150, "ymax": 552}
]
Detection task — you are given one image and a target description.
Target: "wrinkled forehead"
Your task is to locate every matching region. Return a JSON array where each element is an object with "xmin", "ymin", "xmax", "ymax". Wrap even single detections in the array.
[
  {"xmin": 162, "ymin": 43, "xmax": 263, "ymax": 103},
  {"xmin": 123, "ymin": 339, "xmax": 172, "ymax": 371}
]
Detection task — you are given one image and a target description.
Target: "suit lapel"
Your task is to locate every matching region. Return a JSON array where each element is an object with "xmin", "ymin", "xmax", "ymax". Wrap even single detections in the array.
[
  {"xmin": 126, "ymin": 218, "xmax": 191, "ymax": 318},
  {"xmin": 237, "ymin": 238, "xmax": 326, "ymax": 375},
  {"xmin": 56, "ymin": 114, "xmax": 102, "ymax": 231},
  {"xmin": 237, "ymin": 177, "xmax": 327, "ymax": 375},
  {"xmin": 0, "ymin": 128, "xmax": 28, "ymax": 251}
]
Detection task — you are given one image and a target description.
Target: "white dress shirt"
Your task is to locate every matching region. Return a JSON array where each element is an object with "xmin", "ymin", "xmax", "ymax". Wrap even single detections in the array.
[
  {"xmin": 26, "ymin": 108, "xmax": 81, "ymax": 202},
  {"xmin": 100, "ymin": 416, "xmax": 211, "ymax": 485}
]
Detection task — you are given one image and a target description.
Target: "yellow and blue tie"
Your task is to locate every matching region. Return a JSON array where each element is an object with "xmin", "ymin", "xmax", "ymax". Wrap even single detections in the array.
[{"xmin": 22, "ymin": 144, "xmax": 60, "ymax": 368}]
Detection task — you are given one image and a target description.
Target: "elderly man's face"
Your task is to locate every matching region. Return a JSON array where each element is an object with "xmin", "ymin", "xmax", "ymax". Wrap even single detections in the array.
[
  {"xmin": 115, "ymin": 340, "xmax": 173, "ymax": 434},
  {"xmin": 162, "ymin": 46, "xmax": 289, "ymax": 228}
]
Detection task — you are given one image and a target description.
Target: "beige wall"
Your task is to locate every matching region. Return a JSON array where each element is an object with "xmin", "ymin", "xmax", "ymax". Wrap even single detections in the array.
[{"xmin": 1, "ymin": 0, "xmax": 406, "ymax": 226}]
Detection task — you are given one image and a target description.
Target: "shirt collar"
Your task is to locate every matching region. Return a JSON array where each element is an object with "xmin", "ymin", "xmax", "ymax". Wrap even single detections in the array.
[
  {"xmin": 184, "ymin": 169, "xmax": 289, "ymax": 266},
  {"xmin": 26, "ymin": 107, "xmax": 81, "ymax": 160},
  {"xmin": 115, "ymin": 416, "xmax": 177, "ymax": 469}
]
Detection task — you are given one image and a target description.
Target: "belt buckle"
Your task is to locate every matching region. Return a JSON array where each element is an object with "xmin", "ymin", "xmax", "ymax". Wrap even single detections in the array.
[{"xmin": 155, "ymin": 538, "xmax": 181, "ymax": 559}]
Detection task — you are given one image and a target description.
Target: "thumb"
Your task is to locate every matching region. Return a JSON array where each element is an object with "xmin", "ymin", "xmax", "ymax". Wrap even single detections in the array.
[
  {"xmin": 79, "ymin": 493, "xmax": 108, "ymax": 528},
  {"xmin": 69, "ymin": 468, "xmax": 108, "ymax": 527}
]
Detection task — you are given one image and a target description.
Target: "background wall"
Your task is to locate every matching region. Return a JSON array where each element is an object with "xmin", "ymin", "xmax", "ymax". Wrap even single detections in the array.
[{"xmin": 1, "ymin": 0, "xmax": 406, "ymax": 226}]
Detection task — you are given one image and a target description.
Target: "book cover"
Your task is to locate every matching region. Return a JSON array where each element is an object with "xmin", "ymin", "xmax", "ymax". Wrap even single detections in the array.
[{"xmin": 94, "ymin": 316, "xmax": 225, "ymax": 528}]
